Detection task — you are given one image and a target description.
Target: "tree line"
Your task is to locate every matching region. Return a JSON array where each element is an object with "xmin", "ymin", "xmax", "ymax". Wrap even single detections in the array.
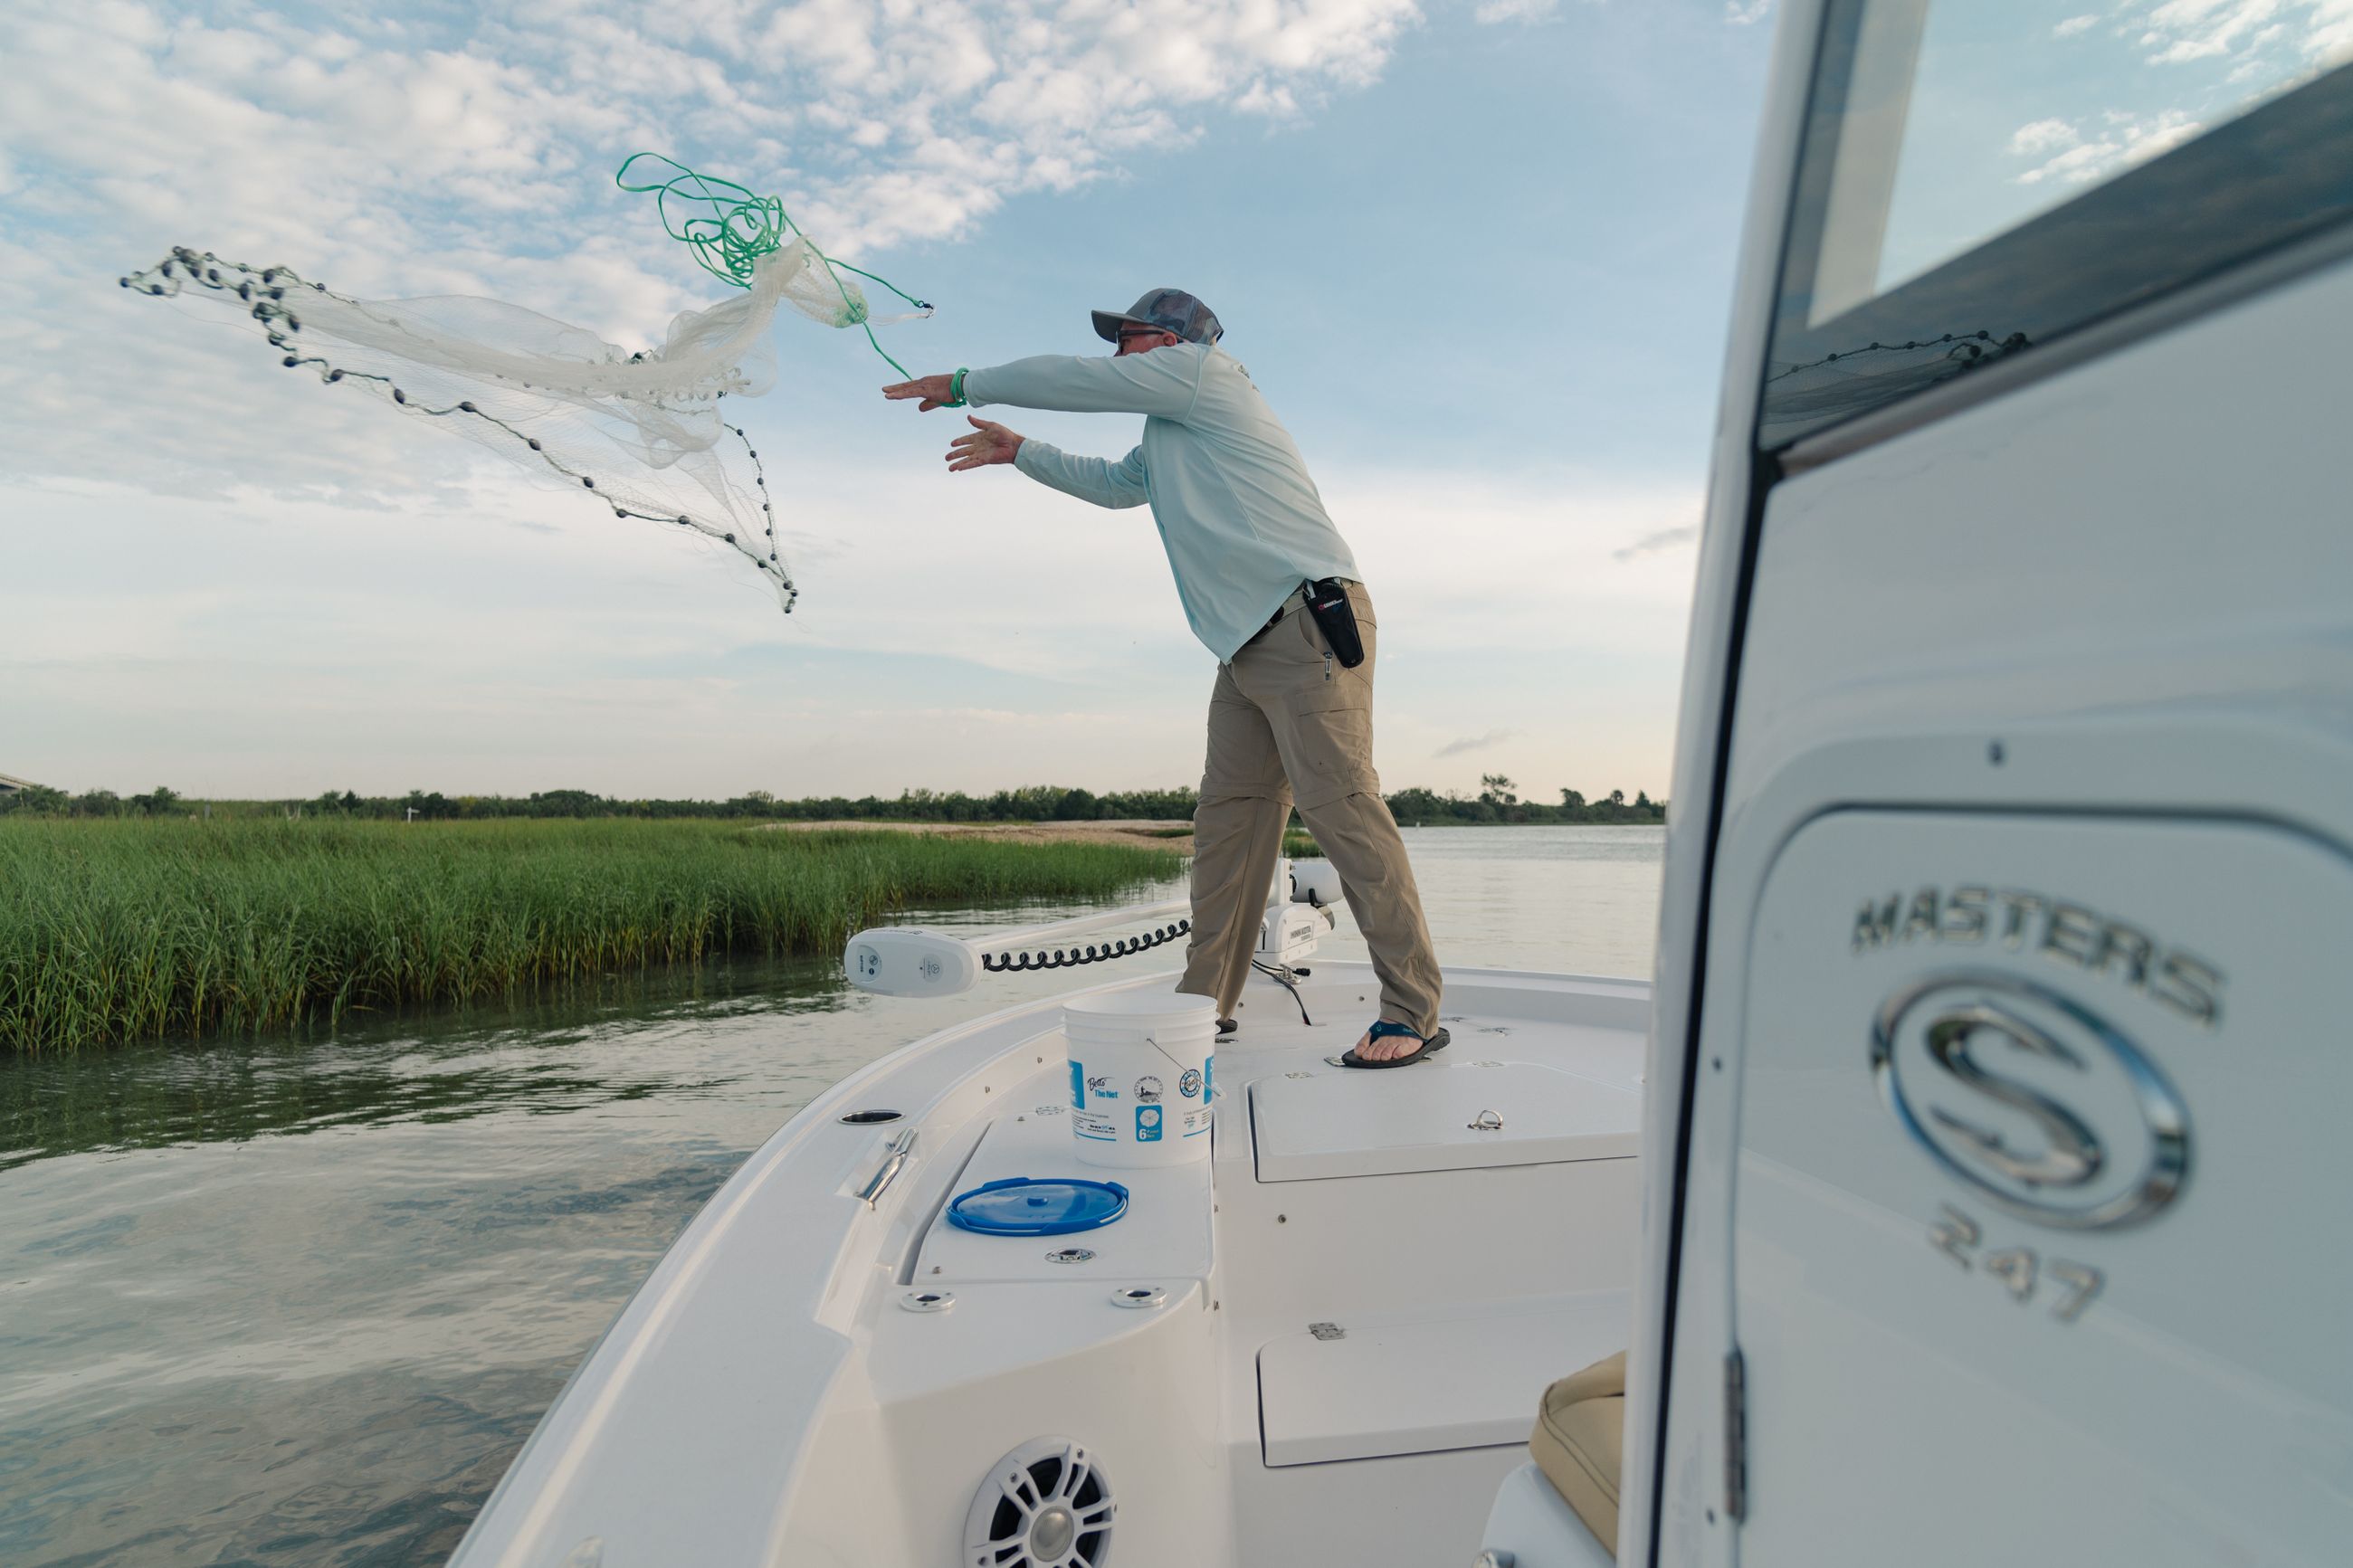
[
  {"xmin": 0, "ymin": 774, "xmax": 1664, "ymax": 826},
  {"xmin": 1386, "ymin": 775, "xmax": 1664, "ymax": 825}
]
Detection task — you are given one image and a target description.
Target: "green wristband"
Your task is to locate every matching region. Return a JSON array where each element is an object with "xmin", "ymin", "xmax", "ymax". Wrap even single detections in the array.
[{"xmin": 948, "ymin": 367, "xmax": 968, "ymax": 407}]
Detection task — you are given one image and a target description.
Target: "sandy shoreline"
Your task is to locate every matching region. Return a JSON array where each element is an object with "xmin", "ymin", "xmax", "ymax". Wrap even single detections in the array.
[{"xmin": 764, "ymin": 819, "xmax": 1197, "ymax": 851}]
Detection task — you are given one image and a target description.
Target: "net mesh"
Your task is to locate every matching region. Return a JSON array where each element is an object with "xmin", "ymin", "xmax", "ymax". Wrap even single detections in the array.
[{"xmin": 122, "ymin": 157, "xmax": 937, "ymax": 617}]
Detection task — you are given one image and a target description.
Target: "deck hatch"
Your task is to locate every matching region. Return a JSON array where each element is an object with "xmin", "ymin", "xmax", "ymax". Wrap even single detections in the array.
[
  {"xmin": 1248, "ymin": 1060, "xmax": 1637, "ymax": 1182},
  {"xmin": 1256, "ymin": 1292, "xmax": 1630, "ymax": 1466}
]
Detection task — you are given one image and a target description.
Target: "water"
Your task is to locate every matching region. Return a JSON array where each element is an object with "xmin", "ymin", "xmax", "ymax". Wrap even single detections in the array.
[{"xmin": 0, "ymin": 826, "xmax": 1662, "ymax": 1566}]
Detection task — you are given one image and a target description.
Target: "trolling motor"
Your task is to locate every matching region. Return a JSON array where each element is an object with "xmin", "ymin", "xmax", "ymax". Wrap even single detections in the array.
[{"xmin": 843, "ymin": 859, "xmax": 1341, "ymax": 998}]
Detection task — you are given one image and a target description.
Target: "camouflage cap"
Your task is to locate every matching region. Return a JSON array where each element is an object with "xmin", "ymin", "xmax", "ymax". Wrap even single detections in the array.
[{"xmin": 1091, "ymin": 288, "xmax": 1223, "ymax": 346}]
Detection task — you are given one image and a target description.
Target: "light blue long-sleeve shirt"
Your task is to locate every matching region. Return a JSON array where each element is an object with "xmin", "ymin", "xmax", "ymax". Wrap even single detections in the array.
[{"xmin": 962, "ymin": 343, "xmax": 1360, "ymax": 661}]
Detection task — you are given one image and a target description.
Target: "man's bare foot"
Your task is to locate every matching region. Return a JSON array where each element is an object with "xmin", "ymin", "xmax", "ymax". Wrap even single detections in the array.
[{"xmin": 1353, "ymin": 1024, "xmax": 1429, "ymax": 1063}]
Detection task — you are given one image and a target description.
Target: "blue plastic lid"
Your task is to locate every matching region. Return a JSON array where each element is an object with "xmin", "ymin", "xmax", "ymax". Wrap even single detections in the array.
[{"xmin": 946, "ymin": 1175, "xmax": 1130, "ymax": 1237}]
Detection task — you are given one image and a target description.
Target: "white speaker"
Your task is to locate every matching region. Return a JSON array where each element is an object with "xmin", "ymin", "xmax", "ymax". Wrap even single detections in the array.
[{"xmin": 962, "ymin": 1437, "xmax": 1116, "ymax": 1567}]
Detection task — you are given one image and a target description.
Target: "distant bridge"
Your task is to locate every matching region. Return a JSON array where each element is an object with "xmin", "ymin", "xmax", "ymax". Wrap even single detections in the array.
[{"xmin": 0, "ymin": 774, "xmax": 46, "ymax": 794}]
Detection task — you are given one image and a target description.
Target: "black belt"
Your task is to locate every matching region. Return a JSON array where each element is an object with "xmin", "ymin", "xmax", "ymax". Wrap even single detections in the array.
[
  {"xmin": 1243, "ymin": 579, "xmax": 1366, "ymax": 672},
  {"xmin": 1247, "ymin": 578, "xmax": 1354, "ymax": 645}
]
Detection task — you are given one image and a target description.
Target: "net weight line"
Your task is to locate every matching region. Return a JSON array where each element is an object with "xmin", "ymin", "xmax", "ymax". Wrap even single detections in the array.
[
  {"xmin": 122, "ymin": 248, "xmax": 797, "ymax": 611},
  {"xmin": 120, "ymin": 156, "xmax": 939, "ymax": 622}
]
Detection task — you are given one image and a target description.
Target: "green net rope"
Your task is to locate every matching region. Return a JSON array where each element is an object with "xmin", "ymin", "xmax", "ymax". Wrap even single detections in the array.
[{"xmin": 615, "ymin": 152, "xmax": 930, "ymax": 378}]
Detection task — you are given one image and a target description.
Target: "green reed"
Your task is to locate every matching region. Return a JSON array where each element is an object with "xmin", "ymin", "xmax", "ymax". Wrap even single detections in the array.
[{"xmin": 0, "ymin": 819, "xmax": 1183, "ymax": 1054}]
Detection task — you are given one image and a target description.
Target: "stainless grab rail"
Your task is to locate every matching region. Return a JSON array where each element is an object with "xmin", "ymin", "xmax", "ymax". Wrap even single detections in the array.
[{"xmin": 857, "ymin": 1126, "xmax": 918, "ymax": 1208}]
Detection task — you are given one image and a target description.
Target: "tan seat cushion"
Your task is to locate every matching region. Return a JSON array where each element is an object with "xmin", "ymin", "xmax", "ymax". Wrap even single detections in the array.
[{"xmin": 1529, "ymin": 1350, "xmax": 1626, "ymax": 1557}]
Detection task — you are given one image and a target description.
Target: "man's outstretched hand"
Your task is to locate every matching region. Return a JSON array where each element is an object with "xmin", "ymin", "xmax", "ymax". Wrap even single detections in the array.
[
  {"xmin": 947, "ymin": 416, "xmax": 1024, "ymax": 472},
  {"xmin": 880, "ymin": 375, "xmax": 1024, "ymax": 470},
  {"xmin": 881, "ymin": 373, "xmax": 958, "ymax": 412}
]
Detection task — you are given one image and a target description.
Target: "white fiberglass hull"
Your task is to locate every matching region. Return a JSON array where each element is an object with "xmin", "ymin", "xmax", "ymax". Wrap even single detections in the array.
[{"xmin": 446, "ymin": 961, "xmax": 1649, "ymax": 1568}]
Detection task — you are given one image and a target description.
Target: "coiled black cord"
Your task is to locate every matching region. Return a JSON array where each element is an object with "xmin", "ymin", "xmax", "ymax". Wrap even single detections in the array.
[
  {"xmin": 980, "ymin": 919, "xmax": 1191, "ymax": 974},
  {"xmin": 1251, "ymin": 959, "xmax": 1314, "ymax": 1025}
]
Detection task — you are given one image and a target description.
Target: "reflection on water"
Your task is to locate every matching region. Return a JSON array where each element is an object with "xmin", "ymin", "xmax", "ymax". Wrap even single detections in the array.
[
  {"xmin": 0, "ymin": 960, "xmax": 844, "ymax": 1174},
  {"xmin": 1370, "ymin": 824, "xmax": 1666, "ymax": 980},
  {"xmin": 0, "ymin": 828, "xmax": 1662, "ymax": 1567}
]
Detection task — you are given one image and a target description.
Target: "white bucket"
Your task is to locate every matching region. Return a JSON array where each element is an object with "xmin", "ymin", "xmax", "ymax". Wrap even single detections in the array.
[{"xmin": 1063, "ymin": 991, "xmax": 1216, "ymax": 1168}]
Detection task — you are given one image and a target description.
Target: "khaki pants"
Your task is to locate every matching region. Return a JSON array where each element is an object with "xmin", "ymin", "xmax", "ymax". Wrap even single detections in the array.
[{"xmin": 1177, "ymin": 582, "xmax": 1443, "ymax": 1034}]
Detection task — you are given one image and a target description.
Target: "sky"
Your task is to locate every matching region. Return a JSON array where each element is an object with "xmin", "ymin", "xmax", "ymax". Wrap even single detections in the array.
[
  {"xmin": 0, "ymin": 0, "xmax": 1787, "ymax": 804},
  {"xmin": 1872, "ymin": 1, "xmax": 2353, "ymax": 297}
]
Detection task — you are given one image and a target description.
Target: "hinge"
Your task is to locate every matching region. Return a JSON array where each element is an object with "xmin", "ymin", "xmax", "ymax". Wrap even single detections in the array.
[{"xmin": 1723, "ymin": 1346, "xmax": 1748, "ymax": 1523}]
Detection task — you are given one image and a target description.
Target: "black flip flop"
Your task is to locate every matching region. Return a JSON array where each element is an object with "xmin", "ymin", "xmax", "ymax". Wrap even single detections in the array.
[{"xmin": 1338, "ymin": 1022, "xmax": 1451, "ymax": 1069}]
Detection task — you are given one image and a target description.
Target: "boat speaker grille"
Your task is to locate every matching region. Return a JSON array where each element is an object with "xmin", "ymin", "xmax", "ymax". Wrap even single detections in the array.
[{"xmin": 962, "ymin": 1436, "xmax": 1115, "ymax": 1568}]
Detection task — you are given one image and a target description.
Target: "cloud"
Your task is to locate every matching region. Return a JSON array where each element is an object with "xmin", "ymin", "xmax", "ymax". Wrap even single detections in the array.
[
  {"xmin": 0, "ymin": 0, "xmax": 1707, "ymax": 802},
  {"xmin": 1724, "ymin": 1, "xmax": 1776, "ymax": 24},
  {"xmin": 1612, "ymin": 524, "xmax": 1699, "ymax": 561},
  {"xmin": 1475, "ymin": 0, "xmax": 1560, "ymax": 23},
  {"xmin": 1434, "ymin": 727, "xmax": 1515, "ymax": 757},
  {"xmin": 2140, "ymin": 0, "xmax": 2289, "ymax": 63},
  {"xmin": 1, "ymin": 0, "xmax": 1424, "ymax": 261},
  {"xmin": 0, "ymin": 0, "xmax": 1424, "ymax": 498},
  {"xmin": 2008, "ymin": 118, "xmax": 2081, "ymax": 156},
  {"xmin": 2133, "ymin": 0, "xmax": 2353, "ymax": 70},
  {"xmin": 2001, "ymin": 0, "xmax": 2353, "ymax": 181},
  {"xmin": 2001, "ymin": 3, "xmax": 2353, "ymax": 193},
  {"xmin": 0, "ymin": 461, "xmax": 1700, "ymax": 795},
  {"xmin": 2010, "ymin": 108, "xmax": 2204, "ymax": 185}
]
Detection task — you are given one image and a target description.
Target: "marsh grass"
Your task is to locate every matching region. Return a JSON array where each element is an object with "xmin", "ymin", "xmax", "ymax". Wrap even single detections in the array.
[{"xmin": 0, "ymin": 819, "xmax": 1183, "ymax": 1054}]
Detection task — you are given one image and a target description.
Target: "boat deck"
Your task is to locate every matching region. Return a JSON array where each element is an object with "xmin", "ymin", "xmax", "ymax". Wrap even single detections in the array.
[
  {"xmin": 447, "ymin": 961, "xmax": 1648, "ymax": 1568},
  {"xmin": 1213, "ymin": 965, "xmax": 1643, "ymax": 1564}
]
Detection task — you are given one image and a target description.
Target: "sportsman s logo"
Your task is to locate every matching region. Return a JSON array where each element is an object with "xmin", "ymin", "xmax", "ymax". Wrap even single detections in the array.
[{"xmin": 1872, "ymin": 973, "xmax": 2191, "ymax": 1230}]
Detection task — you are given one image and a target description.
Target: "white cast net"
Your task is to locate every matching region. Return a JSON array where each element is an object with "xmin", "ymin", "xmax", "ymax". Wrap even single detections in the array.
[{"xmin": 123, "ymin": 159, "xmax": 936, "ymax": 616}]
